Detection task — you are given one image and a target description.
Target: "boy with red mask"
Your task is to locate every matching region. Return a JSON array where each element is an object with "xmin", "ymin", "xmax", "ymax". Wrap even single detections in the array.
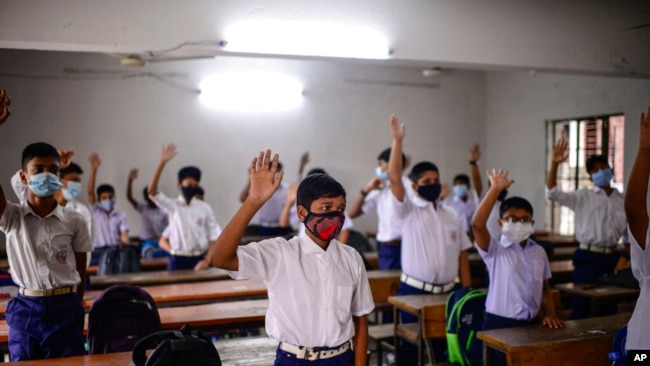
[{"xmin": 207, "ymin": 149, "xmax": 374, "ymax": 366}]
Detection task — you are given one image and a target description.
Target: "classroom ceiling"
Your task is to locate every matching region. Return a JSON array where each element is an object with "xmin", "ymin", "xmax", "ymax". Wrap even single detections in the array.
[{"xmin": 1, "ymin": 0, "xmax": 649, "ymax": 77}]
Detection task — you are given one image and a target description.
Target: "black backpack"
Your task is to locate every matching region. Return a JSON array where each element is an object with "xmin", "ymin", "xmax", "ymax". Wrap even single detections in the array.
[
  {"xmin": 87, "ymin": 284, "xmax": 162, "ymax": 354},
  {"xmin": 98, "ymin": 245, "xmax": 142, "ymax": 275},
  {"xmin": 132, "ymin": 324, "xmax": 222, "ymax": 366}
]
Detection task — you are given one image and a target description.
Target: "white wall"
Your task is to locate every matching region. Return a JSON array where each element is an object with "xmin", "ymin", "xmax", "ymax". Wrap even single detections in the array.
[{"xmin": 484, "ymin": 71, "xmax": 650, "ymax": 230}]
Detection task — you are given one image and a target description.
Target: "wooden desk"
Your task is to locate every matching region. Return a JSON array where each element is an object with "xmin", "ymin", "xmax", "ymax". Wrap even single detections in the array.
[
  {"xmin": 477, "ymin": 313, "xmax": 630, "ymax": 366},
  {"xmin": 555, "ymin": 283, "xmax": 640, "ymax": 317},
  {"xmin": 366, "ymin": 252, "xmax": 378, "ymax": 270},
  {"xmin": 87, "ymin": 257, "xmax": 169, "ymax": 275},
  {"xmin": 90, "ymin": 267, "xmax": 230, "ymax": 289},
  {"xmin": 531, "ymin": 234, "xmax": 579, "ymax": 248},
  {"xmin": 367, "ymin": 270, "xmax": 400, "ymax": 303},
  {"xmin": 2, "ymin": 336, "xmax": 278, "ymax": 365}
]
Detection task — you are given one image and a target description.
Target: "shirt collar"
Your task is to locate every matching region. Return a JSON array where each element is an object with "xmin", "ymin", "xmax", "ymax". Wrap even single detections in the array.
[
  {"xmin": 177, "ymin": 195, "xmax": 193, "ymax": 206},
  {"xmin": 299, "ymin": 233, "xmax": 343, "ymax": 264},
  {"xmin": 592, "ymin": 186, "xmax": 621, "ymax": 196},
  {"xmin": 499, "ymin": 235, "xmax": 536, "ymax": 249},
  {"xmin": 412, "ymin": 194, "xmax": 436, "ymax": 208},
  {"xmin": 22, "ymin": 201, "xmax": 64, "ymax": 220}
]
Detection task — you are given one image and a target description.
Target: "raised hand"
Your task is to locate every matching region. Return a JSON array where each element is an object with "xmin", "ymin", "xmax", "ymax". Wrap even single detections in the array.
[
  {"xmin": 487, "ymin": 169, "xmax": 514, "ymax": 192},
  {"xmin": 469, "ymin": 144, "xmax": 481, "ymax": 162},
  {"xmin": 639, "ymin": 106, "xmax": 650, "ymax": 151},
  {"xmin": 0, "ymin": 89, "xmax": 10, "ymax": 125},
  {"xmin": 58, "ymin": 150, "xmax": 74, "ymax": 170},
  {"xmin": 248, "ymin": 149, "xmax": 284, "ymax": 204},
  {"xmin": 286, "ymin": 181, "xmax": 299, "ymax": 204},
  {"xmin": 364, "ymin": 177, "xmax": 384, "ymax": 193},
  {"xmin": 389, "ymin": 114, "xmax": 405, "ymax": 141},
  {"xmin": 160, "ymin": 143, "xmax": 177, "ymax": 163},
  {"xmin": 551, "ymin": 138, "xmax": 569, "ymax": 164},
  {"xmin": 89, "ymin": 153, "xmax": 101, "ymax": 170},
  {"xmin": 299, "ymin": 152, "xmax": 310, "ymax": 170},
  {"xmin": 128, "ymin": 168, "xmax": 138, "ymax": 181}
]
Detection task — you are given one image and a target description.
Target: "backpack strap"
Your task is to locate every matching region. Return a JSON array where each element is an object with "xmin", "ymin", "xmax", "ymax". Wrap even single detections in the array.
[{"xmin": 132, "ymin": 329, "xmax": 184, "ymax": 366}]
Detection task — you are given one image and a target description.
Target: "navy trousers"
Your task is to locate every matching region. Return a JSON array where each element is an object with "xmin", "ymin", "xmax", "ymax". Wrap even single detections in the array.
[
  {"xmin": 274, "ymin": 346, "xmax": 353, "ymax": 365},
  {"xmin": 6, "ymin": 293, "xmax": 85, "ymax": 361},
  {"xmin": 89, "ymin": 246, "xmax": 111, "ymax": 266},
  {"xmin": 482, "ymin": 313, "xmax": 538, "ymax": 366},
  {"xmin": 377, "ymin": 243, "xmax": 401, "ymax": 270},
  {"xmin": 167, "ymin": 254, "xmax": 204, "ymax": 270},
  {"xmin": 571, "ymin": 248, "xmax": 620, "ymax": 319}
]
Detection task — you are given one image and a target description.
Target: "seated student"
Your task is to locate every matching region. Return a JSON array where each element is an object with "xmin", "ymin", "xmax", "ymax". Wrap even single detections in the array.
[
  {"xmin": 472, "ymin": 169, "xmax": 564, "ymax": 366},
  {"xmin": 127, "ymin": 168, "xmax": 168, "ymax": 242},
  {"xmin": 443, "ymin": 157, "xmax": 480, "ymax": 239},
  {"xmin": 386, "ymin": 114, "xmax": 472, "ymax": 363},
  {"xmin": 147, "ymin": 143, "xmax": 222, "ymax": 271},
  {"xmin": 348, "ymin": 147, "xmax": 409, "ymax": 270},
  {"xmin": 0, "ymin": 142, "xmax": 91, "ymax": 361},
  {"xmin": 623, "ymin": 105, "xmax": 650, "ymax": 359},
  {"xmin": 87, "ymin": 153, "xmax": 130, "ymax": 266},
  {"xmin": 546, "ymin": 139, "xmax": 626, "ymax": 319},
  {"xmin": 206, "ymin": 149, "xmax": 374, "ymax": 366}
]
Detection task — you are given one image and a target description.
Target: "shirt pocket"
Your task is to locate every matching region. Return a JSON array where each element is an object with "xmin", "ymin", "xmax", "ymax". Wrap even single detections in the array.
[
  {"xmin": 444, "ymin": 225, "xmax": 461, "ymax": 247},
  {"xmin": 532, "ymin": 259, "xmax": 545, "ymax": 280},
  {"xmin": 334, "ymin": 285, "xmax": 354, "ymax": 322}
]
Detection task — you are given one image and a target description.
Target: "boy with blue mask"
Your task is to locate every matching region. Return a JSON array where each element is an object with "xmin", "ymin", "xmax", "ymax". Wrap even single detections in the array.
[
  {"xmin": 87, "ymin": 153, "xmax": 131, "ymax": 266},
  {"xmin": 546, "ymin": 139, "xmax": 626, "ymax": 319},
  {"xmin": 0, "ymin": 142, "xmax": 92, "ymax": 361},
  {"xmin": 473, "ymin": 169, "xmax": 564, "ymax": 366}
]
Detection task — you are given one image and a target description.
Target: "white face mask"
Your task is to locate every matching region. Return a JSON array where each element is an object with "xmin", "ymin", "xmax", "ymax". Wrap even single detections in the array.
[{"xmin": 501, "ymin": 222, "xmax": 534, "ymax": 244}]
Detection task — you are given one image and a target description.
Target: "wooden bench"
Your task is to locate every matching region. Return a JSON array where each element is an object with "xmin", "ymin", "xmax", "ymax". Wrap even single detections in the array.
[
  {"xmin": 477, "ymin": 312, "xmax": 630, "ymax": 366},
  {"xmin": 555, "ymin": 282, "xmax": 640, "ymax": 317},
  {"xmin": 89, "ymin": 267, "xmax": 230, "ymax": 289}
]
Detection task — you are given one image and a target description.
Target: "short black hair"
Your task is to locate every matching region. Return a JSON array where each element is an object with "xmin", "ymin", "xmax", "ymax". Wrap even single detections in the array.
[
  {"xmin": 178, "ymin": 166, "xmax": 201, "ymax": 183},
  {"xmin": 60, "ymin": 162, "xmax": 83, "ymax": 177},
  {"xmin": 454, "ymin": 174, "xmax": 471, "ymax": 186},
  {"xmin": 307, "ymin": 168, "xmax": 328, "ymax": 177},
  {"xmin": 297, "ymin": 173, "xmax": 346, "ymax": 211},
  {"xmin": 196, "ymin": 186, "xmax": 205, "ymax": 197},
  {"xmin": 499, "ymin": 196, "xmax": 534, "ymax": 218},
  {"xmin": 409, "ymin": 161, "xmax": 439, "ymax": 183},
  {"xmin": 377, "ymin": 148, "xmax": 407, "ymax": 169},
  {"xmin": 21, "ymin": 142, "xmax": 60, "ymax": 170},
  {"xmin": 585, "ymin": 155, "xmax": 609, "ymax": 174},
  {"xmin": 142, "ymin": 187, "xmax": 150, "ymax": 201},
  {"xmin": 97, "ymin": 184, "xmax": 115, "ymax": 197}
]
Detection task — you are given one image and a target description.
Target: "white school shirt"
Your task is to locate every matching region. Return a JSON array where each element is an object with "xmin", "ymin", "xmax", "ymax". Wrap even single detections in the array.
[
  {"xmin": 136, "ymin": 203, "xmax": 168, "ymax": 240},
  {"xmin": 546, "ymin": 186, "xmax": 626, "ymax": 247},
  {"xmin": 256, "ymin": 183, "xmax": 287, "ymax": 226},
  {"xmin": 230, "ymin": 234, "xmax": 375, "ymax": 347},
  {"xmin": 361, "ymin": 176, "xmax": 411, "ymax": 242},
  {"xmin": 477, "ymin": 237, "xmax": 551, "ymax": 320},
  {"xmin": 392, "ymin": 193, "xmax": 472, "ymax": 285},
  {"xmin": 91, "ymin": 204, "xmax": 129, "ymax": 248},
  {"xmin": 149, "ymin": 192, "xmax": 222, "ymax": 253},
  {"xmin": 486, "ymin": 204, "xmax": 502, "ymax": 240},
  {"xmin": 0, "ymin": 201, "xmax": 93, "ymax": 289},
  {"xmin": 443, "ymin": 193, "xmax": 478, "ymax": 234},
  {"xmin": 626, "ymin": 225, "xmax": 650, "ymax": 350}
]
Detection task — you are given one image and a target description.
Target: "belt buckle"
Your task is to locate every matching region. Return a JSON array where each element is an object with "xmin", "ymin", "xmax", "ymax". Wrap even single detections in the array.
[{"xmin": 301, "ymin": 348, "xmax": 317, "ymax": 361}]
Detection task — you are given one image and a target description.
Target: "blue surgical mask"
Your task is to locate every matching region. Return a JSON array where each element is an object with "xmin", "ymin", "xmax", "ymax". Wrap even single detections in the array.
[
  {"xmin": 592, "ymin": 168, "xmax": 613, "ymax": 188},
  {"xmin": 62, "ymin": 181, "xmax": 83, "ymax": 201},
  {"xmin": 28, "ymin": 172, "xmax": 63, "ymax": 198},
  {"xmin": 100, "ymin": 198, "xmax": 116, "ymax": 212},
  {"xmin": 375, "ymin": 167, "xmax": 389, "ymax": 180},
  {"xmin": 417, "ymin": 183, "xmax": 442, "ymax": 202},
  {"xmin": 453, "ymin": 184, "xmax": 468, "ymax": 198}
]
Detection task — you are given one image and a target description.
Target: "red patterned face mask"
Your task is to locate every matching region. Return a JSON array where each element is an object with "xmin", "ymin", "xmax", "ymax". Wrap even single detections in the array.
[{"xmin": 303, "ymin": 211, "xmax": 345, "ymax": 242}]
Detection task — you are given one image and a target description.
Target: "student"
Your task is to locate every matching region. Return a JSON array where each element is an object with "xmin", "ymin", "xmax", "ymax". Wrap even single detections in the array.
[
  {"xmin": 0, "ymin": 142, "xmax": 92, "ymax": 361},
  {"xmin": 546, "ymin": 139, "xmax": 626, "ymax": 319},
  {"xmin": 348, "ymin": 147, "xmax": 408, "ymax": 270},
  {"xmin": 472, "ymin": 169, "xmax": 564, "ymax": 365},
  {"xmin": 207, "ymin": 149, "xmax": 374, "ymax": 366},
  {"xmin": 87, "ymin": 153, "xmax": 130, "ymax": 266},
  {"xmin": 623, "ymin": 105, "xmax": 650, "ymax": 357},
  {"xmin": 443, "ymin": 146, "xmax": 482, "ymax": 238},
  {"xmin": 127, "ymin": 168, "xmax": 168, "ymax": 242},
  {"xmin": 387, "ymin": 114, "xmax": 472, "ymax": 363},
  {"xmin": 147, "ymin": 144, "xmax": 222, "ymax": 271},
  {"xmin": 0, "ymin": 88, "xmax": 10, "ymax": 125}
]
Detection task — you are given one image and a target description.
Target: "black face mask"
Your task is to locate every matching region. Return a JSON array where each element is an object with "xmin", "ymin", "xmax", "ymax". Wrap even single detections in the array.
[
  {"xmin": 417, "ymin": 183, "xmax": 441, "ymax": 202},
  {"xmin": 181, "ymin": 186, "xmax": 200, "ymax": 201},
  {"xmin": 497, "ymin": 189, "xmax": 508, "ymax": 201}
]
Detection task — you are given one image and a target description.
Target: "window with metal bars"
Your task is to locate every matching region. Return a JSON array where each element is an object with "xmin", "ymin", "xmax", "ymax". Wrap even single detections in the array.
[{"xmin": 545, "ymin": 114, "xmax": 625, "ymax": 235}]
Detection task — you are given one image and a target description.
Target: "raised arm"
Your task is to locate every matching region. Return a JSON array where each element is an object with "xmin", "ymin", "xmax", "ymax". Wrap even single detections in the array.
[
  {"xmin": 58, "ymin": 150, "xmax": 74, "ymax": 170},
  {"xmin": 207, "ymin": 150, "xmax": 284, "ymax": 270},
  {"xmin": 279, "ymin": 181, "xmax": 298, "ymax": 228},
  {"xmin": 546, "ymin": 138, "xmax": 568, "ymax": 190},
  {"xmin": 126, "ymin": 168, "xmax": 139, "ymax": 209},
  {"xmin": 0, "ymin": 88, "xmax": 11, "ymax": 126},
  {"xmin": 87, "ymin": 153, "xmax": 101, "ymax": 205},
  {"xmin": 238, "ymin": 178, "xmax": 251, "ymax": 203},
  {"xmin": 348, "ymin": 177, "xmax": 383, "ymax": 218},
  {"xmin": 472, "ymin": 169, "xmax": 514, "ymax": 251},
  {"xmin": 147, "ymin": 144, "xmax": 177, "ymax": 196},
  {"xmin": 469, "ymin": 144, "xmax": 483, "ymax": 197},
  {"xmin": 297, "ymin": 151, "xmax": 310, "ymax": 179},
  {"xmin": 388, "ymin": 114, "xmax": 406, "ymax": 202},
  {"xmin": 625, "ymin": 106, "xmax": 650, "ymax": 249}
]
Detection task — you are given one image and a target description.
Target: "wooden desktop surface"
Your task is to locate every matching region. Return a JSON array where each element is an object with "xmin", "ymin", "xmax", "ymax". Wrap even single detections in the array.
[{"xmin": 89, "ymin": 267, "xmax": 230, "ymax": 288}]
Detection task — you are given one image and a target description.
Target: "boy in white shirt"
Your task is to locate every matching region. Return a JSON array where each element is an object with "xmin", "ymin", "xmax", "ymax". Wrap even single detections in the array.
[
  {"xmin": 623, "ymin": 105, "xmax": 650, "ymax": 358},
  {"xmin": 207, "ymin": 149, "xmax": 374, "ymax": 366}
]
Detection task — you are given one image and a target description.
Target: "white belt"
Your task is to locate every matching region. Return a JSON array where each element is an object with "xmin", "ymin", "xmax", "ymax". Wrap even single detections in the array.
[
  {"xmin": 279, "ymin": 341, "xmax": 351, "ymax": 361},
  {"xmin": 579, "ymin": 243, "xmax": 616, "ymax": 255},
  {"xmin": 401, "ymin": 273, "xmax": 455, "ymax": 294},
  {"xmin": 170, "ymin": 249, "xmax": 204, "ymax": 257},
  {"xmin": 19, "ymin": 286, "xmax": 75, "ymax": 297}
]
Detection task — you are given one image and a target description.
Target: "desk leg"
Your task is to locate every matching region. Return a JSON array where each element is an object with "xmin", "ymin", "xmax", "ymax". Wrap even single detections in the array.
[{"xmin": 483, "ymin": 342, "xmax": 490, "ymax": 366}]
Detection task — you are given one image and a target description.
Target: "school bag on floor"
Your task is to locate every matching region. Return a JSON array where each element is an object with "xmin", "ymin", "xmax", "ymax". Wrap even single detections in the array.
[
  {"xmin": 87, "ymin": 284, "xmax": 162, "ymax": 354},
  {"xmin": 132, "ymin": 324, "xmax": 222, "ymax": 366},
  {"xmin": 608, "ymin": 325, "xmax": 628, "ymax": 366},
  {"xmin": 98, "ymin": 245, "xmax": 142, "ymax": 275},
  {"xmin": 446, "ymin": 287, "xmax": 487, "ymax": 365}
]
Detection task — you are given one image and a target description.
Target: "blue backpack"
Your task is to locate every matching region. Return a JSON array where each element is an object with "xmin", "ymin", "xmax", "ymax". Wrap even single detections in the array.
[
  {"xmin": 446, "ymin": 287, "xmax": 487, "ymax": 365},
  {"xmin": 608, "ymin": 325, "xmax": 627, "ymax": 366}
]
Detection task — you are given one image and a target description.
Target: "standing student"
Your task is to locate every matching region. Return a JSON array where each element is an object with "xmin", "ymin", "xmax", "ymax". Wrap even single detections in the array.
[
  {"xmin": 127, "ymin": 168, "xmax": 168, "ymax": 242},
  {"xmin": 623, "ymin": 105, "xmax": 650, "ymax": 358},
  {"xmin": 147, "ymin": 144, "xmax": 222, "ymax": 271},
  {"xmin": 546, "ymin": 139, "xmax": 626, "ymax": 318},
  {"xmin": 87, "ymin": 153, "xmax": 130, "ymax": 265},
  {"xmin": 472, "ymin": 169, "xmax": 564, "ymax": 366},
  {"xmin": 207, "ymin": 149, "xmax": 374, "ymax": 366},
  {"xmin": 348, "ymin": 147, "xmax": 408, "ymax": 270},
  {"xmin": 1, "ymin": 142, "xmax": 92, "ymax": 361}
]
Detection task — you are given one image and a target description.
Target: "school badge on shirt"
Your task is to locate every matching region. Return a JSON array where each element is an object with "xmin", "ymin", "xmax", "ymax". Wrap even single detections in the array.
[
  {"xmin": 56, "ymin": 245, "xmax": 68, "ymax": 264},
  {"xmin": 450, "ymin": 231, "xmax": 458, "ymax": 243}
]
